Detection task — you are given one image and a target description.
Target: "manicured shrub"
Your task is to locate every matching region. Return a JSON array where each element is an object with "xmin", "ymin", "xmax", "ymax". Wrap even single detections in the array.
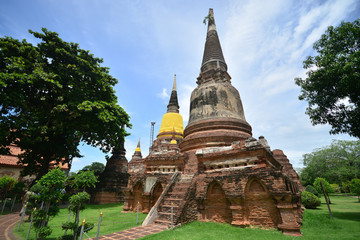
[
  {"xmin": 305, "ymin": 185, "xmax": 319, "ymax": 197},
  {"xmin": 301, "ymin": 191, "xmax": 321, "ymax": 209},
  {"xmin": 330, "ymin": 183, "xmax": 341, "ymax": 193},
  {"xmin": 341, "ymin": 180, "xmax": 351, "ymax": 193},
  {"xmin": 314, "ymin": 178, "xmax": 334, "ymax": 194},
  {"xmin": 349, "ymin": 178, "xmax": 360, "ymax": 202},
  {"xmin": 314, "ymin": 177, "xmax": 334, "ymax": 203}
]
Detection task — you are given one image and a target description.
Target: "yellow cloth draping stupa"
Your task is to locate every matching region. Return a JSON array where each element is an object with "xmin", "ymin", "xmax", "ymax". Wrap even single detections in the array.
[{"xmin": 157, "ymin": 74, "xmax": 184, "ymax": 138}]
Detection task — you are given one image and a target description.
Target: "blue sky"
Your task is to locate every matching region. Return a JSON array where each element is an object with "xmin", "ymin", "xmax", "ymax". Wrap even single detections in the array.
[{"xmin": 1, "ymin": 0, "xmax": 359, "ymax": 172}]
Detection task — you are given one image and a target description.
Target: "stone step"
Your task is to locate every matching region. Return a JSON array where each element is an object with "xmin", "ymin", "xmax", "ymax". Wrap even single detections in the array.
[
  {"xmin": 167, "ymin": 192, "xmax": 187, "ymax": 198},
  {"xmin": 171, "ymin": 185, "xmax": 190, "ymax": 191},
  {"xmin": 157, "ymin": 212, "xmax": 175, "ymax": 221},
  {"xmin": 158, "ymin": 207, "xmax": 179, "ymax": 213},
  {"xmin": 154, "ymin": 219, "xmax": 171, "ymax": 226},
  {"xmin": 163, "ymin": 199, "xmax": 182, "ymax": 205},
  {"xmin": 161, "ymin": 204, "xmax": 180, "ymax": 208},
  {"xmin": 173, "ymin": 181, "xmax": 191, "ymax": 186}
]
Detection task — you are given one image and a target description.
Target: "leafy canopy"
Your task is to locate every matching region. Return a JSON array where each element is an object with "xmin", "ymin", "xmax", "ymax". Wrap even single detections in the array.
[
  {"xmin": 70, "ymin": 170, "xmax": 98, "ymax": 191},
  {"xmin": 32, "ymin": 167, "xmax": 66, "ymax": 202},
  {"xmin": 314, "ymin": 177, "xmax": 334, "ymax": 195},
  {"xmin": 0, "ymin": 28, "xmax": 130, "ymax": 179},
  {"xmin": 349, "ymin": 178, "xmax": 360, "ymax": 201},
  {"xmin": 295, "ymin": 19, "xmax": 360, "ymax": 138},
  {"xmin": 301, "ymin": 191, "xmax": 321, "ymax": 209},
  {"xmin": 299, "ymin": 140, "xmax": 360, "ymax": 186},
  {"xmin": 81, "ymin": 161, "xmax": 105, "ymax": 174}
]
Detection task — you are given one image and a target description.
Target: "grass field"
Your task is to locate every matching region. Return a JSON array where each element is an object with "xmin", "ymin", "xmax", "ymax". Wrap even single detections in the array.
[
  {"xmin": 12, "ymin": 195, "xmax": 360, "ymax": 239},
  {"xmin": 13, "ymin": 203, "xmax": 147, "ymax": 239},
  {"xmin": 140, "ymin": 195, "xmax": 360, "ymax": 240}
]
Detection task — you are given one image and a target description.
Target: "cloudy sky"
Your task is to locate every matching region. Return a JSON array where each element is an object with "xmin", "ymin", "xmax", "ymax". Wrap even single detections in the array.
[{"xmin": 1, "ymin": 0, "xmax": 359, "ymax": 172}]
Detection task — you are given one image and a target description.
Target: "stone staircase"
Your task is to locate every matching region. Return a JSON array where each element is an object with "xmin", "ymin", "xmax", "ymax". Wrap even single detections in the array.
[{"xmin": 154, "ymin": 174, "xmax": 194, "ymax": 226}]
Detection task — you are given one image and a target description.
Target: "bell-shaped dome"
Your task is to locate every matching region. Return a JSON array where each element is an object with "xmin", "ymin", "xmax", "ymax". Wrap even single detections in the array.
[
  {"xmin": 157, "ymin": 75, "xmax": 184, "ymax": 140},
  {"xmin": 158, "ymin": 112, "xmax": 184, "ymax": 138}
]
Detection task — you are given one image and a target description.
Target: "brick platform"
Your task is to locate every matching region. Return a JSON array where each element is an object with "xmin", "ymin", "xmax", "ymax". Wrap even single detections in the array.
[{"xmin": 88, "ymin": 224, "xmax": 168, "ymax": 240}]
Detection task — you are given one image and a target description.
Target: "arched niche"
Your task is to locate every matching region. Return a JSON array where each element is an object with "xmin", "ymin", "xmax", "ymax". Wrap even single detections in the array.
[
  {"xmin": 132, "ymin": 181, "xmax": 144, "ymax": 211},
  {"xmin": 204, "ymin": 181, "xmax": 232, "ymax": 223},
  {"xmin": 151, "ymin": 182, "xmax": 163, "ymax": 207},
  {"xmin": 245, "ymin": 178, "xmax": 280, "ymax": 228}
]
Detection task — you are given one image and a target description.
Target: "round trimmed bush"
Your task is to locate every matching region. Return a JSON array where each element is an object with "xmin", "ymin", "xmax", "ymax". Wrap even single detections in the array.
[
  {"xmin": 301, "ymin": 191, "xmax": 321, "ymax": 209},
  {"xmin": 305, "ymin": 185, "xmax": 319, "ymax": 197}
]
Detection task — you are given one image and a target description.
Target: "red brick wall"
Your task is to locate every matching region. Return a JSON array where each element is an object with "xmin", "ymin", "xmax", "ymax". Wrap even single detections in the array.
[
  {"xmin": 203, "ymin": 181, "xmax": 232, "ymax": 223},
  {"xmin": 245, "ymin": 179, "xmax": 280, "ymax": 228}
]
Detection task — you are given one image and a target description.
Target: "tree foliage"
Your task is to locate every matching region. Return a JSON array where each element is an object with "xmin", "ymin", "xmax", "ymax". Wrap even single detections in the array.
[
  {"xmin": 301, "ymin": 191, "xmax": 321, "ymax": 209},
  {"xmin": 81, "ymin": 161, "xmax": 105, "ymax": 174},
  {"xmin": 295, "ymin": 19, "xmax": 360, "ymax": 138},
  {"xmin": 0, "ymin": 175, "xmax": 16, "ymax": 199},
  {"xmin": 300, "ymin": 140, "xmax": 360, "ymax": 186},
  {"xmin": 70, "ymin": 170, "xmax": 98, "ymax": 191},
  {"xmin": 28, "ymin": 168, "xmax": 66, "ymax": 239},
  {"xmin": 349, "ymin": 178, "xmax": 360, "ymax": 202},
  {"xmin": 0, "ymin": 28, "xmax": 130, "ymax": 180},
  {"xmin": 64, "ymin": 170, "xmax": 97, "ymax": 239},
  {"xmin": 305, "ymin": 185, "xmax": 319, "ymax": 197},
  {"xmin": 314, "ymin": 177, "xmax": 334, "ymax": 195}
]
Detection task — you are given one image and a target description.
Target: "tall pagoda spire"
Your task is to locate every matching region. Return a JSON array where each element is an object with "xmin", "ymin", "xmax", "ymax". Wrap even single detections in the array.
[
  {"xmin": 167, "ymin": 74, "xmax": 179, "ymax": 113},
  {"xmin": 201, "ymin": 8, "xmax": 227, "ymax": 74},
  {"xmin": 180, "ymin": 8, "xmax": 252, "ymax": 152}
]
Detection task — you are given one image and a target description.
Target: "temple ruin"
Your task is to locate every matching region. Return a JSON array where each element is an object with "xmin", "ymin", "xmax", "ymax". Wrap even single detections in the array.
[{"xmin": 100, "ymin": 8, "xmax": 303, "ymax": 236}]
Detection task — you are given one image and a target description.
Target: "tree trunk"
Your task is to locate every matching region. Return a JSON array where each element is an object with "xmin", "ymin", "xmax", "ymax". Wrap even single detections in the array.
[
  {"xmin": 327, "ymin": 193, "xmax": 332, "ymax": 204},
  {"xmin": 42, "ymin": 201, "xmax": 51, "ymax": 227},
  {"xmin": 73, "ymin": 205, "xmax": 81, "ymax": 240}
]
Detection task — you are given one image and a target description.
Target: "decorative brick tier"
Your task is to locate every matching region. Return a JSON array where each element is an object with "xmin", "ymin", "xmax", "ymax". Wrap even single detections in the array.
[{"xmin": 180, "ymin": 118, "xmax": 252, "ymax": 152}]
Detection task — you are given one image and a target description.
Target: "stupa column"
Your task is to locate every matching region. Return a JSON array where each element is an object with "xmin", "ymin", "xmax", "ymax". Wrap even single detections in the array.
[{"xmin": 180, "ymin": 8, "xmax": 252, "ymax": 152}]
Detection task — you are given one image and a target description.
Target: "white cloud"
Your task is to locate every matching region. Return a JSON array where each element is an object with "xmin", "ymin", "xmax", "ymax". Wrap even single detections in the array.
[{"xmin": 157, "ymin": 88, "xmax": 169, "ymax": 99}]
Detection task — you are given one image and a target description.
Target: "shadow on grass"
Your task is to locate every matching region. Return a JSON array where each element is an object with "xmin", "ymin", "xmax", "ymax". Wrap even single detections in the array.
[
  {"xmin": 333, "ymin": 211, "xmax": 360, "ymax": 221},
  {"xmin": 86, "ymin": 203, "xmax": 123, "ymax": 209}
]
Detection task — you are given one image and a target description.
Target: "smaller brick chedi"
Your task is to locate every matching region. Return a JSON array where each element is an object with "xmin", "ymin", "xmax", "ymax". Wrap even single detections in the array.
[
  {"xmin": 123, "ymin": 9, "xmax": 303, "ymax": 236},
  {"xmin": 92, "ymin": 136, "xmax": 129, "ymax": 204}
]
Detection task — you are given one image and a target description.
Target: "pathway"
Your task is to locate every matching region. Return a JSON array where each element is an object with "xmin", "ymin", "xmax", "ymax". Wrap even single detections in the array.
[
  {"xmin": 88, "ymin": 224, "xmax": 168, "ymax": 240},
  {"xmin": 0, "ymin": 213, "xmax": 167, "ymax": 240},
  {"xmin": 0, "ymin": 212, "xmax": 21, "ymax": 240}
]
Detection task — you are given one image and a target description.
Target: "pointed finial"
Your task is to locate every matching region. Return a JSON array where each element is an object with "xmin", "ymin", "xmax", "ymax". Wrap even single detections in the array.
[
  {"xmin": 204, "ymin": 8, "xmax": 216, "ymax": 32},
  {"xmin": 167, "ymin": 75, "xmax": 180, "ymax": 113},
  {"xmin": 135, "ymin": 138, "xmax": 141, "ymax": 152},
  {"xmin": 172, "ymin": 74, "xmax": 177, "ymax": 91}
]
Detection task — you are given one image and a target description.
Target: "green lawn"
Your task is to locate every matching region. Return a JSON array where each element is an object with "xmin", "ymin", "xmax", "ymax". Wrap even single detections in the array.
[
  {"xmin": 140, "ymin": 195, "xmax": 360, "ymax": 240},
  {"xmin": 13, "ymin": 203, "xmax": 147, "ymax": 240},
  {"xmin": 12, "ymin": 195, "xmax": 360, "ymax": 240}
]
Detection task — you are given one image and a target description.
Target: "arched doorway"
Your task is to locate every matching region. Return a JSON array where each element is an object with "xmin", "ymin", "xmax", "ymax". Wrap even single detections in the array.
[
  {"xmin": 204, "ymin": 181, "xmax": 232, "ymax": 223},
  {"xmin": 151, "ymin": 182, "xmax": 163, "ymax": 207},
  {"xmin": 133, "ymin": 182, "xmax": 143, "ymax": 211},
  {"xmin": 245, "ymin": 178, "xmax": 280, "ymax": 227}
]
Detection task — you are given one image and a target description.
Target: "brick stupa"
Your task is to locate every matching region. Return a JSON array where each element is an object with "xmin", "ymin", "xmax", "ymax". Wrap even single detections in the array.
[
  {"xmin": 92, "ymin": 139, "xmax": 129, "ymax": 204},
  {"xmin": 122, "ymin": 9, "xmax": 303, "ymax": 236}
]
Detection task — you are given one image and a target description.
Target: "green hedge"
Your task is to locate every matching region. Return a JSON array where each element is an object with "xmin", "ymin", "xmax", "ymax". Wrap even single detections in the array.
[{"xmin": 301, "ymin": 191, "xmax": 321, "ymax": 209}]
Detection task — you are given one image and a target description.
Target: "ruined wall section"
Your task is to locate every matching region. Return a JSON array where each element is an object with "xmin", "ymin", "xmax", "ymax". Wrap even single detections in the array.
[
  {"xmin": 272, "ymin": 149, "xmax": 304, "ymax": 191},
  {"xmin": 123, "ymin": 173, "xmax": 172, "ymax": 213}
]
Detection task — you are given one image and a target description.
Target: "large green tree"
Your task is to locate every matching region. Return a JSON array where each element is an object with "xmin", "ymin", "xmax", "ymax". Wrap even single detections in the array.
[
  {"xmin": 300, "ymin": 140, "xmax": 360, "ymax": 186},
  {"xmin": 295, "ymin": 19, "xmax": 360, "ymax": 138},
  {"xmin": 0, "ymin": 28, "xmax": 130, "ymax": 181},
  {"xmin": 81, "ymin": 161, "xmax": 105, "ymax": 174}
]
